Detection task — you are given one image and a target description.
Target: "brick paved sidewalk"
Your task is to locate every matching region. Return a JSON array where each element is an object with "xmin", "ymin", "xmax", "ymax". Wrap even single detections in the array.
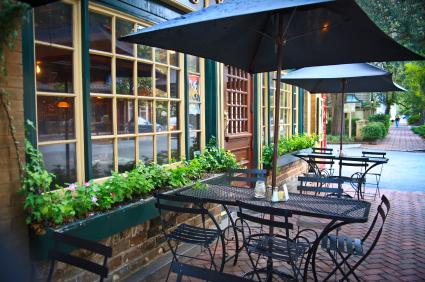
[
  {"xmin": 155, "ymin": 189, "xmax": 425, "ymax": 282},
  {"xmin": 362, "ymin": 125, "xmax": 425, "ymax": 152}
]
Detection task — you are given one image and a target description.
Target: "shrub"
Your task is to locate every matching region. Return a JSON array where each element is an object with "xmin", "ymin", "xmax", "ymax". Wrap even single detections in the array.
[
  {"xmin": 368, "ymin": 114, "xmax": 390, "ymax": 135},
  {"xmin": 408, "ymin": 114, "xmax": 421, "ymax": 125},
  {"xmin": 362, "ymin": 122, "xmax": 386, "ymax": 141},
  {"xmin": 412, "ymin": 125, "xmax": 425, "ymax": 138}
]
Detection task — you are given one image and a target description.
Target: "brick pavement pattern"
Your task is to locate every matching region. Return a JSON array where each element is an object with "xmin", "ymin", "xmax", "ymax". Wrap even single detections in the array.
[
  {"xmin": 362, "ymin": 125, "xmax": 425, "ymax": 152},
  {"xmin": 155, "ymin": 189, "xmax": 425, "ymax": 282}
]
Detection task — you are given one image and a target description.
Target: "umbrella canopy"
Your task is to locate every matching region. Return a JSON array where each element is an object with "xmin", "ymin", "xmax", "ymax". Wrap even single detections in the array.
[
  {"xmin": 281, "ymin": 63, "xmax": 405, "ymax": 162},
  {"xmin": 120, "ymin": 0, "xmax": 423, "ymax": 191},
  {"xmin": 280, "ymin": 63, "xmax": 406, "ymax": 93},
  {"xmin": 121, "ymin": 0, "xmax": 422, "ymax": 73}
]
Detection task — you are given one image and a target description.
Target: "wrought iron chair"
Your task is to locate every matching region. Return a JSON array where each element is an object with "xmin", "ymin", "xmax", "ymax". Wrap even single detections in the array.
[
  {"xmin": 236, "ymin": 200, "xmax": 311, "ymax": 281},
  {"xmin": 296, "ymin": 176, "xmax": 345, "ymax": 239},
  {"xmin": 171, "ymin": 261, "xmax": 254, "ymax": 282},
  {"xmin": 308, "ymin": 147, "xmax": 335, "ymax": 177},
  {"xmin": 337, "ymin": 157, "xmax": 369, "ymax": 199},
  {"xmin": 361, "ymin": 151, "xmax": 387, "ymax": 200},
  {"xmin": 226, "ymin": 168, "xmax": 267, "ymax": 188},
  {"xmin": 320, "ymin": 195, "xmax": 390, "ymax": 282},
  {"xmin": 312, "ymin": 147, "xmax": 334, "ymax": 155},
  {"xmin": 154, "ymin": 193, "xmax": 225, "ymax": 281},
  {"xmin": 47, "ymin": 231, "xmax": 112, "ymax": 282}
]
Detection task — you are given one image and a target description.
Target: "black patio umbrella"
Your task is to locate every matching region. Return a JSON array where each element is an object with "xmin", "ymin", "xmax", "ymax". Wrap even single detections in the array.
[
  {"xmin": 280, "ymin": 63, "xmax": 405, "ymax": 155},
  {"xmin": 121, "ymin": 0, "xmax": 422, "ymax": 190}
]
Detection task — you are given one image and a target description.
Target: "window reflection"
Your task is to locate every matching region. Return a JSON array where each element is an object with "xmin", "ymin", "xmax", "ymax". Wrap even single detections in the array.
[
  {"xmin": 189, "ymin": 103, "xmax": 200, "ymax": 130},
  {"xmin": 36, "ymin": 45, "xmax": 73, "ymax": 93},
  {"xmin": 89, "ymin": 12, "xmax": 112, "ymax": 52},
  {"xmin": 170, "ymin": 69, "xmax": 179, "ymax": 98},
  {"xmin": 157, "ymin": 134, "xmax": 168, "ymax": 165},
  {"xmin": 118, "ymin": 138, "xmax": 135, "ymax": 172},
  {"xmin": 171, "ymin": 133, "xmax": 180, "ymax": 162},
  {"xmin": 37, "ymin": 96, "xmax": 75, "ymax": 142},
  {"xmin": 139, "ymin": 136, "xmax": 153, "ymax": 164},
  {"xmin": 155, "ymin": 48, "xmax": 167, "ymax": 64},
  {"xmin": 34, "ymin": 2, "xmax": 73, "ymax": 47},
  {"xmin": 137, "ymin": 63, "xmax": 152, "ymax": 96},
  {"xmin": 155, "ymin": 66, "xmax": 167, "ymax": 97},
  {"xmin": 156, "ymin": 101, "xmax": 168, "ymax": 131},
  {"xmin": 138, "ymin": 45, "xmax": 152, "ymax": 60},
  {"xmin": 92, "ymin": 139, "xmax": 114, "ymax": 178},
  {"xmin": 138, "ymin": 100, "xmax": 153, "ymax": 133},
  {"xmin": 116, "ymin": 59, "xmax": 133, "ymax": 95},
  {"xmin": 116, "ymin": 19, "xmax": 134, "ymax": 56},
  {"xmin": 170, "ymin": 102, "xmax": 179, "ymax": 131},
  {"xmin": 91, "ymin": 97, "xmax": 113, "ymax": 135},
  {"xmin": 117, "ymin": 99, "xmax": 134, "ymax": 134},
  {"xmin": 189, "ymin": 131, "xmax": 201, "ymax": 158},
  {"xmin": 188, "ymin": 55, "xmax": 199, "ymax": 73},
  {"xmin": 40, "ymin": 143, "xmax": 76, "ymax": 186},
  {"xmin": 169, "ymin": 51, "xmax": 179, "ymax": 67},
  {"xmin": 90, "ymin": 55, "xmax": 112, "ymax": 93}
]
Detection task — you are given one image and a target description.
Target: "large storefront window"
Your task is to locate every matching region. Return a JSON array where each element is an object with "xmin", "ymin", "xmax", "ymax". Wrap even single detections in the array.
[
  {"xmin": 187, "ymin": 55, "xmax": 202, "ymax": 158},
  {"xmin": 269, "ymin": 72, "xmax": 291, "ymax": 140},
  {"xmin": 34, "ymin": 2, "xmax": 78, "ymax": 186},
  {"xmin": 89, "ymin": 10, "xmax": 182, "ymax": 178}
]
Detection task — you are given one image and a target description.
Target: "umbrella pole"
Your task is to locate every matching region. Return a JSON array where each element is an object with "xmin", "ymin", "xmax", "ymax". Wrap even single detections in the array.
[{"xmin": 339, "ymin": 79, "xmax": 346, "ymax": 178}]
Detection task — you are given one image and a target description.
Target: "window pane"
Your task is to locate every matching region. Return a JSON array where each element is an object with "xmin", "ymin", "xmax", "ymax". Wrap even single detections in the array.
[
  {"xmin": 188, "ymin": 103, "xmax": 200, "ymax": 130},
  {"xmin": 189, "ymin": 74, "xmax": 200, "ymax": 102},
  {"xmin": 156, "ymin": 101, "xmax": 168, "ymax": 131},
  {"xmin": 189, "ymin": 131, "xmax": 201, "ymax": 158},
  {"xmin": 188, "ymin": 55, "xmax": 199, "ymax": 73},
  {"xmin": 90, "ymin": 55, "xmax": 112, "ymax": 93},
  {"xmin": 154, "ymin": 48, "xmax": 167, "ymax": 64},
  {"xmin": 157, "ymin": 134, "xmax": 168, "ymax": 165},
  {"xmin": 169, "ymin": 51, "xmax": 179, "ymax": 66},
  {"xmin": 37, "ymin": 96, "xmax": 75, "ymax": 142},
  {"xmin": 91, "ymin": 97, "xmax": 113, "ymax": 135},
  {"xmin": 36, "ymin": 45, "xmax": 73, "ymax": 93},
  {"xmin": 34, "ymin": 2, "xmax": 73, "ymax": 47},
  {"xmin": 170, "ymin": 69, "xmax": 179, "ymax": 98},
  {"xmin": 170, "ymin": 102, "xmax": 179, "ymax": 131},
  {"xmin": 116, "ymin": 19, "xmax": 134, "ymax": 56},
  {"xmin": 116, "ymin": 59, "xmax": 133, "ymax": 95},
  {"xmin": 117, "ymin": 99, "xmax": 134, "ymax": 134},
  {"xmin": 138, "ymin": 136, "xmax": 153, "ymax": 164},
  {"xmin": 171, "ymin": 133, "xmax": 180, "ymax": 162},
  {"xmin": 92, "ymin": 139, "xmax": 114, "ymax": 178},
  {"xmin": 118, "ymin": 138, "xmax": 135, "ymax": 172},
  {"xmin": 89, "ymin": 12, "xmax": 111, "ymax": 52},
  {"xmin": 138, "ymin": 100, "xmax": 153, "ymax": 133},
  {"xmin": 137, "ymin": 63, "xmax": 152, "ymax": 97},
  {"xmin": 39, "ymin": 143, "xmax": 76, "ymax": 187},
  {"xmin": 137, "ymin": 45, "xmax": 152, "ymax": 60},
  {"xmin": 155, "ymin": 66, "xmax": 168, "ymax": 97}
]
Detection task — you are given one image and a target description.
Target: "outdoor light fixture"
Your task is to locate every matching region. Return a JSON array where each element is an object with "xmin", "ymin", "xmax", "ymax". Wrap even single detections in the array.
[
  {"xmin": 36, "ymin": 61, "xmax": 41, "ymax": 74},
  {"xmin": 57, "ymin": 101, "xmax": 70, "ymax": 108}
]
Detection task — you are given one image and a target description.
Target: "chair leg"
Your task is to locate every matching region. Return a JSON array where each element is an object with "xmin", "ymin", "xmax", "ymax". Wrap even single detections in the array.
[{"xmin": 47, "ymin": 260, "xmax": 55, "ymax": 282}]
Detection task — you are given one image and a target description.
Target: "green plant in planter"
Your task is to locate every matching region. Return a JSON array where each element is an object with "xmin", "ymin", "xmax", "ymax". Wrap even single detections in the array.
[{"xmin": 192, "ymin": 180, "xmax": 209, "ymax": 190}]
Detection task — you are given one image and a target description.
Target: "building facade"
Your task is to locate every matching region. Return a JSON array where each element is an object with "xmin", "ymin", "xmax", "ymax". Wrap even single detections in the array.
[{"xmin": 0, "ymin": 0, "xmax": 325, "ymax": 280}]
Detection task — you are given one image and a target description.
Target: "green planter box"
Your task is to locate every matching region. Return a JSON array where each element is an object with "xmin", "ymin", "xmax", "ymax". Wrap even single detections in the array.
[{"xmin": 30, "ymin": 174, "xmax": 226, "ymax": 260}]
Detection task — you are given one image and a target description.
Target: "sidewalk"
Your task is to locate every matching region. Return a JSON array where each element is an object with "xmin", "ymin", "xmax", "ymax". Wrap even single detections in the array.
[{"xmin": 362, "ymin": 125, "xmax": 425, "ymax": 152}]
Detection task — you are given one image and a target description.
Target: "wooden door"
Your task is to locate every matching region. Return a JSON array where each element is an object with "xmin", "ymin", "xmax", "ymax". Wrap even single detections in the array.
[{"xmin": 223, "ymin": 66, "xmax": 254, "ymax": 168}]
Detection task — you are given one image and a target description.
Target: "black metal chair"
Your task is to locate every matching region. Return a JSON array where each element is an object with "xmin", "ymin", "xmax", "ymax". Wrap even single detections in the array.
[
  {"xmin": 236, "ymin": 201, "xmax": 310, "ymax": 281},
  {"xmin": 320, "ymin": 195, "xmax": 390, "ymax": 282},
  {"xmin": 226, "ymin": 168, "xmax": 267, "ymax": 188},
  {"xmin": 338, "ymin": 157, "xmax": 369, "ymax": 199},
  {"xmin": 47, "ymin": 232, "xmax": 112, "ymax": 282},
  {"xmin": 154, "ymin": 193, "xmax": 225, "ymax": 281},
  {"xmin": 309, "ymin": 147, "xmax": 335, "ymax": 176},
  {"xmin": 312, "ymin": 147, "xmax": 333, "ymax": 155},
  {"xmin": 171, "ymin": 261, "xmax": 254, "ymax": 282},
  {"xmin": 361, "ymin": 151, "xmax": 386, "ymax": 200}
]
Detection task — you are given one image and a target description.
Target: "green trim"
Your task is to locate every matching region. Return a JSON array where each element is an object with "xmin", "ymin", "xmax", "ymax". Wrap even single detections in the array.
[
  {"xmin": 184, "ymin": 55, "xmax": 190, "ymax": 159},
  {"xmin": 253, "ymin": 74, "xmax": 259, "ymax": 168},
  {"xmin": 298, "ymin": 88, "xmax": 305, "ymax": 134},
  {"xmin": 204, "ymin": 59, "xmax": 218, "ymax": 142},
  {"xmin": 81, "ymin": 0, "xmax": 92, "ymax": 180},
  {"xmin": 292, "ymin": 87, "xmax": 297, "ymax": 135},
  {"xmin": 22, "ymin": 10, "xmax": 36, "ymax": 146},
  {"xmin": 267, "ymin": 72, "xmax": 272, "ymax": 145}
]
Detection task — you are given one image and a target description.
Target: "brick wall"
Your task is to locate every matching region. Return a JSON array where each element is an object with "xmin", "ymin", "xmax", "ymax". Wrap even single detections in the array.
[
  {"xmin": 267, "ymin": 159, "xmax": 308, "ymax": 191},
  {"xmin": 0, "ymin": 31, "xmax": 30, "ymax": 278}
]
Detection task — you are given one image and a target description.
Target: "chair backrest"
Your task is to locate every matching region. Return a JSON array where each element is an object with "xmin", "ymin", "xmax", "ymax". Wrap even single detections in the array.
[
  {"xmin": 362, "ymin": 195, "xmax": 390, "ymax": 243},
  {"xmin": 339, "ymin": 156, "xmax": 369, "ymax": 169},
  {"xmin": 48, "ymin": 232, "xmax": 112, "ymax": 282},
  {"xmin": 227, "ymin": 168, "xmax": 267, "ymax": 187},
  {"xmin": 171, "ymin": 261, "xmax": 254, "ymax": 282},
  {"xmin": 297, "ymin": 176, "xmax": 344, "ymax": 197},
  {"xmin": 312, "ymin": 147, "xmax": 333, "ymax": 155},
  {"xmin": 362, "ymin": 151, "xmax": 386, "ymax": 158}
]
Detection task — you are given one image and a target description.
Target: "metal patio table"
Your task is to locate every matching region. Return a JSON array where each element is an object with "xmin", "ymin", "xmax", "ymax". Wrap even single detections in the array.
[
  {"xmin": 294, "ymin": 152, "xmax": 388, "ymax": 199},
  {"xmin": 177, "ymin": 184, "xmax": 371, "ymax": 281}
]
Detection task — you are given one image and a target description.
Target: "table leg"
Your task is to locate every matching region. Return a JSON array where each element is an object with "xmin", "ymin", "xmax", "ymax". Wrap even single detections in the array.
[{"xmin": 221, "ymin": 204, "xmax": 241, "ymax": 266}]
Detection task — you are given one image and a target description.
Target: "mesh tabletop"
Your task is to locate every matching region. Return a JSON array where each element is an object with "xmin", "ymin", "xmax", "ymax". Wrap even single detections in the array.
[{"xmin": 178, "ymin": 185, "xmax": 371, "ymax": 223}]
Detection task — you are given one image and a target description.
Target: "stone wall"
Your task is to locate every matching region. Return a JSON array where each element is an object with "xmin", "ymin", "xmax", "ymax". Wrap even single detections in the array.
[{"xmin": 0, "ymin": 30, "xmax": 30, "ymax": 279}]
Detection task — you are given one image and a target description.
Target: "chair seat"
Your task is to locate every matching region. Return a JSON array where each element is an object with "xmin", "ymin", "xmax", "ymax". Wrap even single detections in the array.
[
  {"xmin": 167, "ymin": 223, "xmax": 221, "ymax": 246},
  {"xmin": 321, "ymin": 234, "xmax": 364, "ymax": 256},
  {"xmin": 247, "ymin": 235, "xmax": 309, "ymax": 262}
]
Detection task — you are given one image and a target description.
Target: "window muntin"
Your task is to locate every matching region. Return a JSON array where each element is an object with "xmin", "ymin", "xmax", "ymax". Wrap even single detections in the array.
[
  {"xmin": 89, "ymin": 11, "xmax": 183, "ymax": 177},
  {"xmin": 34, "ymin": 1, "xmax": 78, "ymax": 187},
  {"xmin": 269, "ymin": 72, "xmax": 292, "ymax": 140}
]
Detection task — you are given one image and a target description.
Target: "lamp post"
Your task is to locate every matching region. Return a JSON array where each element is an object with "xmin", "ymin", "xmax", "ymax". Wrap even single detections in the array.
[{"xmin": 57, "ymin": 101, "xmax": 70, "ymax": 181}]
